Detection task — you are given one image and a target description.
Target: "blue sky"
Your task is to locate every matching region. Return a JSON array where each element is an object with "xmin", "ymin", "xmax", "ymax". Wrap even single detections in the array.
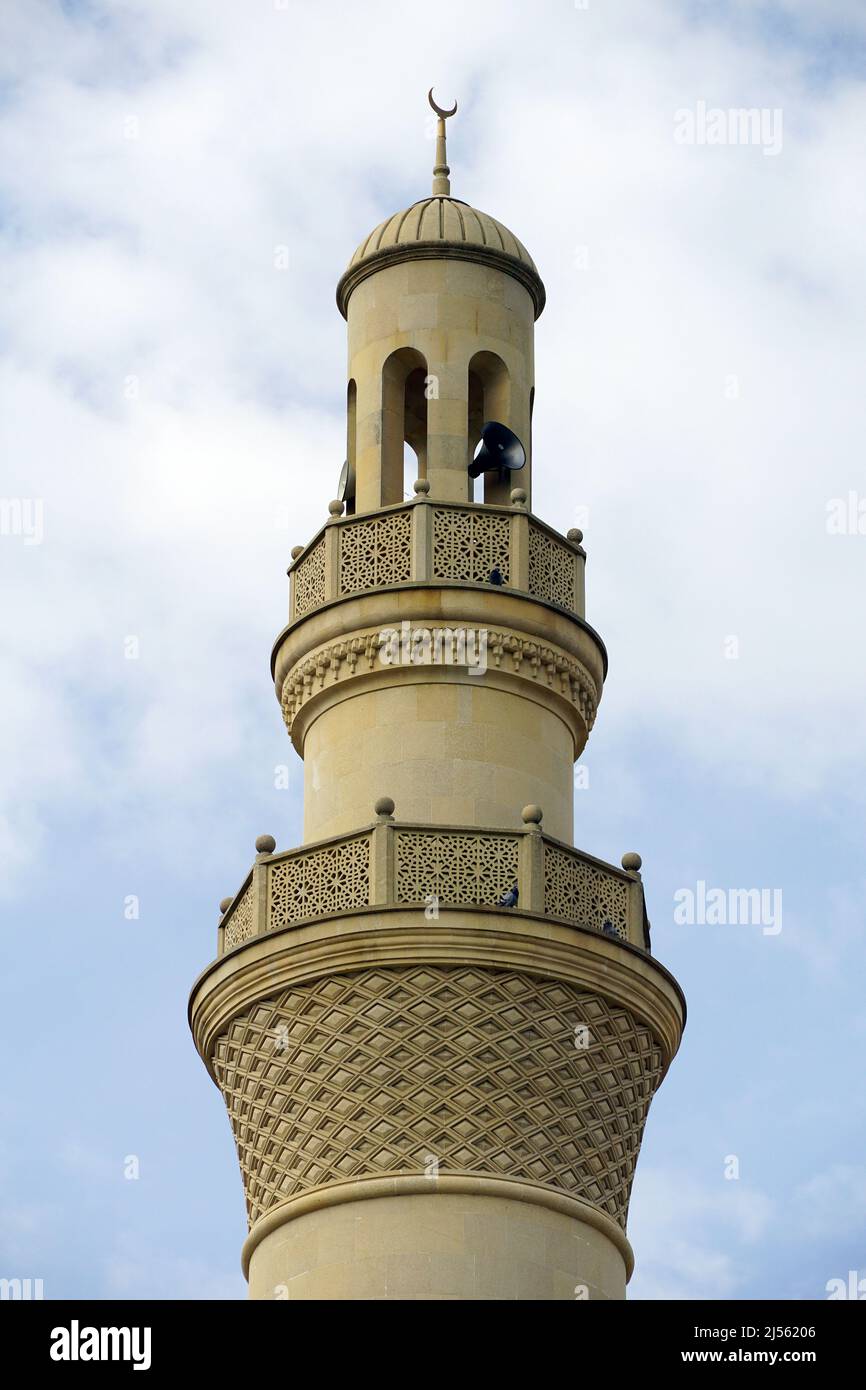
[{"xmin": 1, "ymin": 0, "xmax": 864, "ymax": 1299}]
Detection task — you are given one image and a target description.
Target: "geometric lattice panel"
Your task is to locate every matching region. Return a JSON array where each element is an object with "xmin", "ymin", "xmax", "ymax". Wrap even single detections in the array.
[
  {"xmin": 211, "ymin": 966, "xmax": 663, "ymax": 1231},
  {"xmin": 528, "ymin": 524, "xmax": 575, "ymax": 610},
  {"xmin": 544, "ymin": 845, "xmax": 630, "ymax": 940},
  {"xmin": 269, "ymin": 837, "xmax": 370, "ymax": 930},
  {"xmin": 293, "ymin": 535, "xmax": 326, "ymax": 618},
  {"xmin": 432, "ymin": 507, "xmax": 511, "ymax": 583},
  {"xmin": 339, "ymin": 510, "xmax": 412, "ymax": 595},
  {"xmin": 394, "ymin": 831, "xmax": 519, "ymax": 907},
  {"xmin": 223, "ymin": 882, "xmax": 255, "ymax": 952}
]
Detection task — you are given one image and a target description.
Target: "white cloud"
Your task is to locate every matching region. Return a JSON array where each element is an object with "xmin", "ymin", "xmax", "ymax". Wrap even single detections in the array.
[
  {"xmin": 628, "ymin": 1168, "xmax": 774, "ymax": 1299},
  {"xmin": 0, "ymin": 0, "xmax": 862, "ymax": 1303},
  {"xmin": 0, "ymin": 1, "xmax": 861, "ymax": 895},
  {"xmin": 795, "ymin": 1164, "xmax": 866, "ymax": 1241}
]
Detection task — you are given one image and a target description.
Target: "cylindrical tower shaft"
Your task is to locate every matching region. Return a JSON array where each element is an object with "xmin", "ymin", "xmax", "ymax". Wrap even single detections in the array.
[{"xmin": 190, "ymin": 95, "xmax": 685, "ymax": 1301}]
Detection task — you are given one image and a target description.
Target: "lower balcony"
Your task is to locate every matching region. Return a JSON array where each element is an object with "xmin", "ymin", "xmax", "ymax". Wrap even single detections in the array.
[{"xmin": 215, "ymin": 802, "xmax": 651, "ymax": 958}]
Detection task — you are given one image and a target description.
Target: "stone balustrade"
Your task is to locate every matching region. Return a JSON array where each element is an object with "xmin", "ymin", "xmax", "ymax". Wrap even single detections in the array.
[
  {"xmin": 217, "ymin": 805, "xmax": 649, "ymax": 957},
  {"xmin": 288, "ymin": 494, "xmax": 586, "ymax": 622}
]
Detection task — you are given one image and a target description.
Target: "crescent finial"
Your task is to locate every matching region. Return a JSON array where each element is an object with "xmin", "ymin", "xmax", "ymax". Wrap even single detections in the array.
[
  {"xmin": 428, "ymin": 89, "xmax": 457, "ymax": 195},
  {"xmin": 428, "ymin": 88, "xmax": 458, "ymax": 120}
]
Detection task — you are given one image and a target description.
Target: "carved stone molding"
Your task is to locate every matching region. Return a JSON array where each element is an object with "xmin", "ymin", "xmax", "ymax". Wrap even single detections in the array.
[
  {"xmin": 190, "ymin": 909, "xmax": 686, "ymax": 1081},
  {"xmin": 240, "ymin": 1173, "xmax": 635, "ymax": 1280},
  {"xmin": 279, "ymin": 623, "xmax": 600, "ymax": 741}
]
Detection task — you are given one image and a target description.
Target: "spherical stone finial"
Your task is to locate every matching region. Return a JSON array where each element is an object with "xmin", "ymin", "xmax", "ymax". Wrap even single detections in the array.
[
  {"xmin": 374, "ymin": 796, "xmax": 395, "ymax": 819},
  {"xmin": 567, "ymin": 528, "xmax": 584, "ymax": 545},
  {"xmin": 255, "ymin": 834, "xmax": 276, "ymax": 855},
  {"xmin": 510, "ymin": 487, "xmax": 527, "ymax": 506},
  {"xmin": 328, "ymin": 499, "xmax": 344, "ymax": 517},
  {"xmin": 219, "ymin": 896, "xmax": 234, "ymax": 914},
  {"xmin": 413, "ymin": 478, "xmax": 430, "ymax": 495},
  {"xmin": 521, "ymin": 804, "xmax": 543, "ymax": 825},
  {"xmin": 290, "ymin": 545, "xmax": 304, "ymax": 560},
  {"xmin": 621, "ymin": 852, "xmax": 642, "ymax": 873}
]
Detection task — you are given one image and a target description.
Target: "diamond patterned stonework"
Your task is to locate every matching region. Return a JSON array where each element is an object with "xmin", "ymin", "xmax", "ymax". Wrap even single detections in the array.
[{"xmin": 211, "ymin": 965, "xmax": 664, "ymax": 1231}]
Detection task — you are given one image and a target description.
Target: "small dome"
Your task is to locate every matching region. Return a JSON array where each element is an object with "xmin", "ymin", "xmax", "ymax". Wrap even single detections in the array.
[
  {"xmin": 349, "ymin": 197, "xmax": 538, "ymax": 272},
  {"xmin": 336, "ymin": 195, "xmax": 545, "ymax": 320}
]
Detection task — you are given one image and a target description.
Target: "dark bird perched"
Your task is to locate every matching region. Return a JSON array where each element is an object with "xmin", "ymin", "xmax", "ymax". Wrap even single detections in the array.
[
  {"xmin": 602, "ymin": 920, "xmax": 618, "ymax": 938},
  {"xmin": 488, "ymin": 566, "xmax": 505, "ymax": 586},
  {"xmin": 498, "ymin": 883, "xmax": 519, "ymax": 908}
]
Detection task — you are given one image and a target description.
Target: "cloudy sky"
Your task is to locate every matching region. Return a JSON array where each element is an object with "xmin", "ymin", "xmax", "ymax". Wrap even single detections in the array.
[{"xmin": 1, "ymin": 0, "xmax": 864, "ymax": 1299}]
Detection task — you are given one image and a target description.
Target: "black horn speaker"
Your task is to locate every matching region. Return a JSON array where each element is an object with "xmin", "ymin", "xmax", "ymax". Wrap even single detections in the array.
[{"xmin": 469, "ymin": 421, "xmax": 526, "ymax": 480}]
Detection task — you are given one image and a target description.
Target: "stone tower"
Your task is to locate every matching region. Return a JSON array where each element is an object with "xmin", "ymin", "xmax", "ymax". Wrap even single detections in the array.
[{"xmin": 189, "ymin": 94, "xmax": 685, "ymax": 1301}]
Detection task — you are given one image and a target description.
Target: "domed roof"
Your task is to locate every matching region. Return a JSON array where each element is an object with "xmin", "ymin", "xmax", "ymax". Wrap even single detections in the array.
[
  {"xmin": 337, "ymin": 94, "xmax": 546, "ymax": 320},
  {"xmin": 337, "ymin": 195, "xmax": 545, "ymax": 320},
  {"xmin": 350, "ymin": 196, "xmax": 538, "ymax": 273}
]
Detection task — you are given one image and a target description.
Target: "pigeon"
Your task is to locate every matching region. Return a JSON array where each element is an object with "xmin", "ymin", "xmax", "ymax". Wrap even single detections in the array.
[
  {"xmin": 602, "ymin": 920, "xmax": 618, "ymax": 938},
  {"xmin": 489, "ymin": 567, "xmax": 505, "ymax": 586},
  {"xmin": 498, "ymin": 883, "xmax": 519, "ymax": 908}
]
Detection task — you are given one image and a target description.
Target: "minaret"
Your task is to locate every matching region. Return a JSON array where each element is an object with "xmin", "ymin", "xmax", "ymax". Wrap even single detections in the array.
[{"xmin": 189, "ymin": 94, "xmax": 685, "ymax": 1301}]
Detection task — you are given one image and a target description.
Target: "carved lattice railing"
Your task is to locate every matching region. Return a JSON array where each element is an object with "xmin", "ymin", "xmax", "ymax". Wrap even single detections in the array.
[
  {"xmin": 216, "ymin": 814, "xmax": 648, "ymax": 957},
  {"xmin": 291, "ymin": 534, "xmax": 326, "ymax": 619},
  {"xmin": 289, "ymin": 499, "xmax": 585, "ymax": 620},
  {"xmin": 221, "ymin": 874, "xmax": 255, "ymax": 953},
  {"xmin": 542, "ymin": 843, "xmax": 631, "ymax": 941},
  {"xmin": 393, "ymin": 827, "xmax": 520, "ymax": 907}
]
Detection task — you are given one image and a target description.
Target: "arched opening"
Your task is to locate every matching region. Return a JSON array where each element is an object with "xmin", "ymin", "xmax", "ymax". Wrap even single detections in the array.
[
  {"xmin": 345, "ymin": 379, "xmax": 357, "ymax": 515},
  {"xmin": 467, "ymin": 351, "xmax": 512, "ymax": 505},
  {"xmin": 382, "ymin": 348, "xmax": 428, "ymax": 507}
]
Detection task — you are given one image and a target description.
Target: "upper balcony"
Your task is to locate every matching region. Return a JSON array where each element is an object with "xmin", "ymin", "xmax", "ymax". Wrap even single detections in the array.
[{"xmin": 287, "ymin": 492, "xmax": 587, "ymax": 627}]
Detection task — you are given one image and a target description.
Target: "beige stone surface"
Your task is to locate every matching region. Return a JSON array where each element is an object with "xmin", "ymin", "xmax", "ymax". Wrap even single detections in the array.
[
  {"xmin": 301, "ymin": 679, "xmax": 575, "ymax": 844},
  {"xmin": 345, "ymin": 259, "xmax": 536, "ymax": 510},
  {"xmin": 249, "ymin": 1193, "xmax": 626, "ymax": 1301},
  {"xmin": 189, "ymin": 102, "xmax": 685, "ymax": 1302}
]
